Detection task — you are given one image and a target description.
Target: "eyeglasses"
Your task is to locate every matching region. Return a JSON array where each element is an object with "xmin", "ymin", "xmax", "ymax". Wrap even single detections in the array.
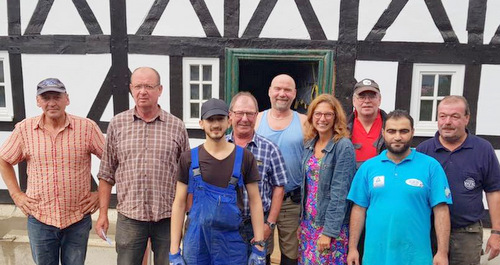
[
  {"xmin": 313, "ymin": 111, "xmax": 335, "ymax": 119},
  {"xmin": 131, "ymin": 84, "xmax": 160, "ymax": 91},
  {"xmin": 355, "ymin": 93, "xmax": 378, "ymax": 100},
  {"xmin": 231, "ymin": 111, "xmax": 257, "ymax": 119}
]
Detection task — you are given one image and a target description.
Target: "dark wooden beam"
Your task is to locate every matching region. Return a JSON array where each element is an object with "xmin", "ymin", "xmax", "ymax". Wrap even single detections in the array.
[
  {"xmin": 336, "ymin": 0, "xmax": 359, "ymax": 112},
  {"xmin": 365, "ymin": 0, "xmax": 409, "ymax": 41},
  {"xmin": 136, "ymin": 0, "xmax": 170, "ymax": 35},
  {"xmin": 72, "ymin": 0, "xmax": 104, "ymax": 35},
  {"xmin": 7, "ymin": 0, "xmax": 21, "ymax": 35},
  {"xmin": 462, "ymin": 64, "xmax": 482, "ymax": 135},
  {"xmin": 87, "ymin": 67, "xmax": 114, "ymax": 122},
  {"xmin": 224, "ymin": 0, "xmax": 239, "ymax": 38},
  {"xmin": 394, "ymin": 62, "xmax": 413, "ymax": 110},
  {"xmin": 190, "ymin": 0, "xmax": 221, "ymax": 37},
  {"xmin": 241, "ymin": 0, "xmax": 278, "ymax": 38},
  {"xmin": 466, "ymin": 0, "xmax": 486, "ymax": 44},
  {"xmin": 424, "ymin": 0, "xmax": 458, "ymax": 43},
  {"xmin": 24, "ymin": 0, "xmax": 55, "ymax": 35},
  {"xmin": 169, "ymin": 56, "xmax": 183, "ymax": 119},
  {"xmin": 110, "ymin": 0, "xmax": 130, "ymax": 115},
  {"xmin": 294, "ymin": 0, "xmax": 326, "ymax": 40}
]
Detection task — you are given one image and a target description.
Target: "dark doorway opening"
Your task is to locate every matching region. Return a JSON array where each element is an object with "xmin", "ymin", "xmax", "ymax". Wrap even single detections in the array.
[{"xmin": 238, "ymin": 60, "xmax": 319, "ymax": 114}]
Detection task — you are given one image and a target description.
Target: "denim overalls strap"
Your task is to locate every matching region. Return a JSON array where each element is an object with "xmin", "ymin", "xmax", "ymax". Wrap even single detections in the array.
[
  {"xmin": 183, "ymin": 145, "xmax": 248, "ymax": 265},
  {"xmin": 187, "ymin": 146, "xmax": 201, "ymax": 194}
]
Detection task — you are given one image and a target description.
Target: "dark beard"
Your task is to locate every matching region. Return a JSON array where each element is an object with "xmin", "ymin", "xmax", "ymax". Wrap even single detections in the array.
[{"xmin": 385, "ymin": 141, "xmax": 411, "ymax": 155}]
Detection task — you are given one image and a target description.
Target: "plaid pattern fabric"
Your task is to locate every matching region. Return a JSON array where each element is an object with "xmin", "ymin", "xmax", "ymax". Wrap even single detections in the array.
[
  {"xmin": 98, "ymin": 108, "xmax": 189, "ymax": 221},
  {"xmin": 0, "ymin": 114, "xmax": 105, "ymax": 228},
  {"xmin": 227, "ymin": 133, "xmax": 287, "ymax": 216}
]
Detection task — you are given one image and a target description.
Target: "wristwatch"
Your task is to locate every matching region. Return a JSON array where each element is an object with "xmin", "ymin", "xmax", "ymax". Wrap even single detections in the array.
[
  {"xmin": 252, "ymin": 240, "xmax": 266, "ymax": 247},
  {"xmin": 265, "ymin": 220, "xmax": 276, "ymax": 229}
]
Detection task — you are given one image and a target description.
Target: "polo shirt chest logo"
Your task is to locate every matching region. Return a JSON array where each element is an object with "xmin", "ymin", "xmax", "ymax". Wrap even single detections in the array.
[
  {"xmin": 373, "ymin": 176, "xmax": 384, "ymax": 188},
  {"xmin": 405, "ymin": 178, "xmax": 424, "ymax": 188},
  {"xmin": 464, "ymin": 177, "xmax": 476, "ymax": 190}
]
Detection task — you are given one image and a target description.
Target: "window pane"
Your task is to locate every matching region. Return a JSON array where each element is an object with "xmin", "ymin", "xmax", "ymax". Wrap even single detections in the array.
[
  {"xmin": 419, "ymin": 100, "xmax": 433, "ymax": 121},
  {"xmin": 421, "ymin": 75, "xmax": 435, "ymax": 96},
  {"xmin": 202, "ymin": 65, "xmax": 212, "ymax": 81},
  {"xmin": 190, "ymin": 84, "xmax": 199, "ymax": 100},
  {"xmin": 203, "ymin": 84, "xmax": 211, "ymax": 99},
  {"xmin": 190, "ymin": 65, "xmax": 199, "ymax": 81},
  {"xmin": 438, "ymin": 75, "xmax": 452, "ymax": 96},
  {"xmin": 0, "ymin": 86, "xmax": 5, "ymax": 107},
  {"xmin": 0, "ymin": 61, "xmax": 4, "ymax": 83},
  {"xmin": 190, "ymin": 103, "xmax": 199, "ymax": 118}
]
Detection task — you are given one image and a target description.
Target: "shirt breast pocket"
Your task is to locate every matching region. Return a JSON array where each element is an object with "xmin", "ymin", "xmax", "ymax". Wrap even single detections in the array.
[{"xmin": 461, "ymin": 171, "xmax": 481, "ymax": 192}]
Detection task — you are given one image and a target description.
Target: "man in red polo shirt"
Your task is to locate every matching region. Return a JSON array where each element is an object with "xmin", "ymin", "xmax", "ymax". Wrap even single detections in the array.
[
  {"xmin": 347, "ymin": 78, "xmax": 387, "ymax": 169},
  {"xmin": 346, "ymin": 78, "xmax": 387, "ymax": 264}
]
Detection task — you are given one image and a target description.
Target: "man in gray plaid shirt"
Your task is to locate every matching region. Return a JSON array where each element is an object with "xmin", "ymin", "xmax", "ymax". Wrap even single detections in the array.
[{"xmin": 226, "ymin": 92, "xmax": 287, "ymax": 265}]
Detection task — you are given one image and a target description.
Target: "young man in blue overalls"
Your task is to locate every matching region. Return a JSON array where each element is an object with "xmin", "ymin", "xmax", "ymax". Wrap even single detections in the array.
[{"xmin": 169, "ymin": 98, "xmax": 266, "ymax": 265}]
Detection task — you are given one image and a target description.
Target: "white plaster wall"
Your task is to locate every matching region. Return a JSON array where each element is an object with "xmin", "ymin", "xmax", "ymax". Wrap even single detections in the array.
[
  {"xmin": 383, "ymin": 0, "xmax": 443, "ymax": 43},
  {"xmin": 42, "ymin": 2, "xmax": 87, "ymax": 35},
  {"xmin": 21, "ymin": 54, "xmax": 111, "ymax": 118},
  {"xmin": 476, "ymin": 64, "xmax": 500, "ymax": 136},
  {"xmin": 19, "ymin": 1, "xmax": 111, "ymax": 35},
  {"xmin": 204, "ymin": 0, "xmax": 224, "ymax": 36},
  {"xmin": 42, "ymin": 1, "xmax": 88, "ymax": 35},
  {"xmin": 358, "ymin": 0, "xmax": 392, "ymax": 41},
  {"xmin": 310, "ymin": 0, "xmax": 340, "ymax": 40},
  {"xmin": 239, "ymin": 0, "xmax": 261, "ymax": 37},
  {"xmin": 484, "ymin": 0, "xmax": 500, "ymax": 45},
  {"xmin": 127, "ymin": 0, "xmax": 223, "ymax": 37},
  {"xmin": 441, "ymin": 0, "xmax": 468, "ymax": 43},
  {"xmin": 152, "ymin": 0, "xmax": 206, "ymax": 37},
  {"xmin": 87, "ymin": 0, "xmax": 111, "ymax": 35},
  {"xmin": 260, "ymin": 0, "xmax": 309, "ymax": 39},
  {"xmin": 354, "ymin": 60, "xmax": 398, "ymax": 113},
  {"xmin": 0, "ymin": 1, "xmax": 7, "ymax": 36},
  {"xmin": 126, "ymin": 0, "xmax": 155, "ymax": 34},
  {"xmin": 358, "ymin": 0, "xmax": 469, "ymax": 43}
]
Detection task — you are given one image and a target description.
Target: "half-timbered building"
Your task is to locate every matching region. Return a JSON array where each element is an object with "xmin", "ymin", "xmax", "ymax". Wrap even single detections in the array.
[{"xmin": 0, "ymin": 1, "xmax": 499, "ymax": 218}]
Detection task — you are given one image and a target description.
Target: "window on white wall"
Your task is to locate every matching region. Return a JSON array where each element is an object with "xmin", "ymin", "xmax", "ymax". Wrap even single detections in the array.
[
  {"xmin": 0, "ymin": 53, "xmax": 13, "ymax": 121},
  {"xmin": 410, "ymin": 64, "xmax": 465, "ymax": 136},
  {"xmin": 182, "ymin": 58, "xmax": 219, "ymax": 128}
]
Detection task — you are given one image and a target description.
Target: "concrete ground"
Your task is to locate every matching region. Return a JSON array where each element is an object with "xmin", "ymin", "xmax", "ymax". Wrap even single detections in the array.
[{"xmin": 0, "ymin": 205, "xmax": 499, "ymax": 265}]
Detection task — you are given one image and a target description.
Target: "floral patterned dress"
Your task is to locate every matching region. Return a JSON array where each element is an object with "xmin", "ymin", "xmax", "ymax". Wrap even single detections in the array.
[{"xmin": 298, "ymin": 155, "xmax": 349, "ymax": 265}]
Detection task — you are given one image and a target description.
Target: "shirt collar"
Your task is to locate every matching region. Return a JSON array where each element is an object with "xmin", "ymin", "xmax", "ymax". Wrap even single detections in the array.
[
  {"xmin": 34, "ymin": 113, "xmax": 72, "ymax": 130},
  {"xmin": 131, "ymin": 106, "xmax": 165, "ymax": 123},
  {"xmin": 227, "ymin": 132, "xmax": 258, "ymax": 147},
  {"xmin": 380, "ymin": 148, "xmax": 416, "ymax": 163},
  {"xmin": 432, "ymin": 129, "xmax": 473, "ymax": 152}
]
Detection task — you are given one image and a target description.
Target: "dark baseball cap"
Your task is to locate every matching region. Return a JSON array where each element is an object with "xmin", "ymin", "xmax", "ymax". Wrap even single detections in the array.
[
  {"xmin": 353, "ymin": 78, "xmax": 380, "ymax": 94},
  {"xmin": 201, "ymin": 98, "xmax": 229, "ymax": 119},
  {"xmin": 37, "ymin": 78, "xmax": 67, "ymax": 95}
]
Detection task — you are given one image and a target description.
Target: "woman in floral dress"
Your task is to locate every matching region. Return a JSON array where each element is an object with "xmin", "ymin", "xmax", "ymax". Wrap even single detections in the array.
[{"xmin": 298, "ymin": 94, "xmax": 356, "ymax": 265}]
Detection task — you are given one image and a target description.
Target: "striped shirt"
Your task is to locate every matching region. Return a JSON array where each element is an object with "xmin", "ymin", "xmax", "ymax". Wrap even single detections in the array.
[
  {"xmin": 0, "ymin": 114, "xmax": 105, "ymax": 228},
  {"xmin": 227, "ymin": 133, "xmax": 287, "ymax": 216},
  {"xmin": 98, "ymin": 108, "xmax": 189, "ymax": 222}
]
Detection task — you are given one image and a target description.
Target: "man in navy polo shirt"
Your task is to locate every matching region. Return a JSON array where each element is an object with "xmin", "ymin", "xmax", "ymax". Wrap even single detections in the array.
[
  {"xmin": 347, "ymin": 110, "xmax": 452, "ymax": 265},
  {"xmin": 417, "ymin": 96, "xmax": 500, "ymax": 264}
]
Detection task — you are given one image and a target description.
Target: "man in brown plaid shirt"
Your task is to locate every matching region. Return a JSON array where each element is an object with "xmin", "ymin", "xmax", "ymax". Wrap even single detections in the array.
[{"xmin": 95, "ymin": 67, "xmax": 190, "ymax": 265}]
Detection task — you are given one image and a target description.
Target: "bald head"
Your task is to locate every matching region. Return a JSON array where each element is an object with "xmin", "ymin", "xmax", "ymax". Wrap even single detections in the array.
[
  {"xmin": 270, "ymin": 74, "xmax": 296, "ymax": 90},
  {"xmin": 268, "ymin": 74, "xmax": 297, "ymax": 111},
  {"xmin": 131, "ymin": 67, "xmax": 161, "ymax": 85}
]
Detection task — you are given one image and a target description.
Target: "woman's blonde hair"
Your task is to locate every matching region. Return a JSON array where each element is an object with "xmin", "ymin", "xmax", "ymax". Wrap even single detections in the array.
[{"xmin": 304, "ymin": 94, "xmax": 350, "ymax": 142}]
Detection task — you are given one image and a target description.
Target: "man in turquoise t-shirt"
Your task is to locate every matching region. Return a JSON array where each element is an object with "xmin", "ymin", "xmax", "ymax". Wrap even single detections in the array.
[{"xmin": 347, "ymin": 110, "xmax": 452, "ymax": 265}]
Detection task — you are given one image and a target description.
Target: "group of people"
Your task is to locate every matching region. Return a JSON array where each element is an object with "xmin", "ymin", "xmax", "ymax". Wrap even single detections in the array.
[{"xmin": 0, "ymin": 67, "xmax": 499, "ymax": 265}]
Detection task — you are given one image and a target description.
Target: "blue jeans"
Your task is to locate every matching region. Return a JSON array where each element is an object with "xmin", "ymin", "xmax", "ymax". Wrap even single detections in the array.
[
  {"xmin": 115, "ymin": 213, "xmax": 171, "ymax": 265},
  {"xmin": 27, "ymin": 215, "xmax": 91, "ymax": 265}
]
